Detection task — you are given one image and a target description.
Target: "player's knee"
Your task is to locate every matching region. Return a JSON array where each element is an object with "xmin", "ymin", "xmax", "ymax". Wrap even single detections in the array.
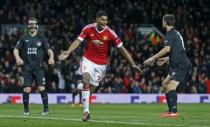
[
  {"xmin": 82, "ymin": 72, "xmax": 90, "ymax": 84},
  {"xmin": 167, "ymin": 84, "xmax": 177, "ymax": 92},
  {"xmin": 38, "ymin": 86, "xmax": 45, "ymax": 92},
  {"xmin": 82, "ymin": 79, "xmax": 89, "ymax": 86},
  {"xmin": 83, "ymin": 84, "xmax": 90, "ymax": 90},
  {"xmin": 23, "ymin": 87, "xmax": 31, "ymax": 93},
  {"xmin": 82, "ymin": 81, "xmax": 91, "ymax": 90},
  {"xmin": 162, "ymin": 80, "xmax": 169, "ymax": 86}
]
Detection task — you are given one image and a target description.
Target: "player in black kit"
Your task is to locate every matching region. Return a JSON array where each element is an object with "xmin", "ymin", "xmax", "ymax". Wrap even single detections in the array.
[
  {"xmin": 144, "ymin": 14, "xmax": 191, "ymax": 117},
  {"xmin": 13, "ymin": 18, "xmax": 54, "ymax": 115}
]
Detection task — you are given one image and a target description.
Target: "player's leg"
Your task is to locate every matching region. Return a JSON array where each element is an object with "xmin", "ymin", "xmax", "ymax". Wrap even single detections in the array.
[
  {"xmin": 79, "ymin": 57, "xmax": 106, "ymax": 121},
  {"xmin": 34, "ymin": 69, "xmax": 48, "ymax": 115},
  {"xmin": 161, "ymin": 80, "xmax": 179, "ymax": 117},
  {"xmin": 71, "ymin": 83, "xmax": 76, "ymax": 107},
  {"xmin": 77, "ymin": 80, "xmax": 83, "ymax": 107},
  {"xmin": 166, "ymin": 80, "xmax": 179, "ymax": 113},
  {"xmin": 161, "ymin": 68, "xmax": 181, "ymax": 117},
  {"xmin": 23, "ymin": 87, "xmax": 31, "ymax": 115},
  {"xmin": 78, "ymin": 57, "xmax": 92, "ymax": 121},
  {"xmin": 22, "ymin": 71, "xmax": 33, "ymax": 115},
  {"xmin": 165, "ymin": 66, "xmax": 192, "ymax": 117},
  {"xmin": 167, "ymin": 67, "xmax": 191, "ymax": 114},
  {"xmin": 161, "ymin": 75, "xmax": 171, "ymax": 115},
  {"xmin": 82, "ymin": 82, "xmax": 97, "ymax": 121},
  {"xmin": 162, "ymin": 74, "xmax": 170, "ymax": 93},
  {"xmin": 71, "ymin": 80, "xmax": 83, "ymax": 107},
  {"xmin": 79, "ymin": 90, "xmax": 82, "ymax": 107},
  {"xmin": 82, "ymin": 72, "xmax": 91, "ymax": 111},
  {"xmin": 82, "ymin": 70, "xmax": 105, "ymax": 121}
]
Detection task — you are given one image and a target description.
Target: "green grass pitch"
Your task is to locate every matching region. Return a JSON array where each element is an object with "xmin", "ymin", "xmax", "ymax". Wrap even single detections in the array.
[{"xmin": 0, "ymin": 104, "xmax": 209, "ymax": 127}]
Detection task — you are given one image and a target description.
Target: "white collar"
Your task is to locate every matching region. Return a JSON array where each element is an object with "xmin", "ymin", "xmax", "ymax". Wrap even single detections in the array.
[{"xmin": 95, "ymin": 23, "xmax": 106, "ymax": 33}]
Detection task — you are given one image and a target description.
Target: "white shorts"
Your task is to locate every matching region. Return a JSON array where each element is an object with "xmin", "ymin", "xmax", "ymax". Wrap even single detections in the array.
[{"xmin": 78, "ymin": 57, "xmax": 107, "ymax": 86}]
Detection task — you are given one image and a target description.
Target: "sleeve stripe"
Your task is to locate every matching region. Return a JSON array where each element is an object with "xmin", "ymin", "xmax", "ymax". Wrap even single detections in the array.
[
  {"xmin": 83, "ymin": 23, "xmax": 96, "ymax": 31},
  {"xmin": 107, "ymin": 26, "xmax": 118, "ymax": 37},
  {"xmin": 117, "ymin": 42, "xmax": 123, "ymax": 48}
]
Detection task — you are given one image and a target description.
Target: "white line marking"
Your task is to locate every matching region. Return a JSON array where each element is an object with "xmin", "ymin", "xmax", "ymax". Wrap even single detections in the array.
[{"xmin": 0, "ymin": 115, "xmax": 183, "ymax": 127}]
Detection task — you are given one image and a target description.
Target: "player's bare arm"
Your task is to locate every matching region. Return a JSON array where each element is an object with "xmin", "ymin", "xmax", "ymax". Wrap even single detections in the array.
[
  {"xmin": 157, "ymin": 56, "xmax": 169, "ymax": 66},
  {"xmin": 58, "ymin": 39, "xmax": 82, "ymax": 60},
  {"xmin": 143, "ymin": 46, "xmax": 171, "ymax": 66},
  {"xmin": 47, "ymin": 49, "xmax": 54, "ymax": 65},
  {"xmin": 13, "ymin": 48, "xmax": 24, "ymax": 65},
  {"xmin": 119, "ymin": 46, "xmax": 143, "ymax": 74}
]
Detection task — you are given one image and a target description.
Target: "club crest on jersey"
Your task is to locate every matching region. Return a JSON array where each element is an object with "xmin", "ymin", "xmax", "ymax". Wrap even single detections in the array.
[
  {"xmin": 102, "ymin": 35, "xmax": 108, "ymax": 41},
  {"xmin": 90, "ymin": 34, "xmax": 94, "ymax": 37},
  {"xmin": 37, "ymin": 41, "xmax": 42, "ymax": 47}
]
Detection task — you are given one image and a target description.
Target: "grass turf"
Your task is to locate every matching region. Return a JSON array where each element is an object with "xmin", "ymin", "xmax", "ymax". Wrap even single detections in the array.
[{"xmin": 0, "ymin": 104, "xmax": 209, "ymax": 127}]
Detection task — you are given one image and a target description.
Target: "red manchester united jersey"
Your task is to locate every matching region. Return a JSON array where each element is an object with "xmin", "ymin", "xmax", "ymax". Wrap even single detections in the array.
[{"xmin": 78, "ymin": 23, "xmax": 123, "ymax": 65}]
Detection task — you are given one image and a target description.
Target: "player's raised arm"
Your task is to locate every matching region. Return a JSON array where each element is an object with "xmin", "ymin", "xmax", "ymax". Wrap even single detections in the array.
[
  {"xmin": 119, "ymin": 46, "xmax": 143, "ymax": 74},
  {"xmin": 58, "ymin": 39, "xmax": 82, "ymax": 60},
  {"xmin": 59, "ymin": 23, "xmax": 89, "ymax": 61}
]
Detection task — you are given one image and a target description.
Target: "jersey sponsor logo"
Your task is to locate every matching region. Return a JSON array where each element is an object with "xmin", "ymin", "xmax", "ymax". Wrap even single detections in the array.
[
  {"xmin": 36, "ymin": 41, "xmax": 42, "ymax": 47},
  {"xmin": 27, "ymin": 48, "xmax": 37, "ymax": 54}
]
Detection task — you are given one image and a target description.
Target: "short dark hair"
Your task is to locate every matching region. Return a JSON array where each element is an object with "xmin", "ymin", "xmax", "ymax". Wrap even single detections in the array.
[
  {"xmin": 163, "ymin": 14, "xmax": 175, "ymax": 26},
  {"xmin": 96, "ymin": 10, "xmax": 108, "ymax": 18}
]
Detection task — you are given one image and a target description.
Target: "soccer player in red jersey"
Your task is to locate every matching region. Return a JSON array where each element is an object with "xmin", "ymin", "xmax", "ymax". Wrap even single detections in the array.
[{"xmin": 59, "ymin": 10, "xmax": 142, "ymax": 121}]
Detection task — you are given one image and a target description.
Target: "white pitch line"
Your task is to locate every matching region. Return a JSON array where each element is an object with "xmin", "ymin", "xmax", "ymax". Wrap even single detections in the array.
[{"xmin": 0, "ymin": 115, "xmax": 183, "ymax": 127}]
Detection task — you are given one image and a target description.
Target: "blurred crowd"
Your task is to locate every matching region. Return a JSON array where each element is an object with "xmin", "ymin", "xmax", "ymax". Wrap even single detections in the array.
[{"xmin": 0, "ymin": 0, "xmax": 210, "ymax": 93}]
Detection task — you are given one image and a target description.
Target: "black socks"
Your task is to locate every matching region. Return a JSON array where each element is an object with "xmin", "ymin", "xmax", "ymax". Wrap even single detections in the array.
[
  {"xmin": 166, "ymin": 90, "xmax": 177, "ymax": 113},
  {"xmin": 23, "ymin": 92, "xmax": 29, "ymax": 110},
  {"xmin": 40, "ymin": 90, "xmax": 48, "ymax": 109}
]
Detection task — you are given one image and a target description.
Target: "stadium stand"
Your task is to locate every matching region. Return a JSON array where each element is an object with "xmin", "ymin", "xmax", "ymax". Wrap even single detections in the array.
[{"xmin": 0, "ymin": 0, "xmax": 209, "ymax": 93}]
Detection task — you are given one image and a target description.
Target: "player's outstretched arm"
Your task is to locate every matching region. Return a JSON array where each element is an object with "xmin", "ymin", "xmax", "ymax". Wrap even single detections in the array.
[
  {"xmin": 143, "ymin": 46, "xmax": 171, "ymax": 66},
  {"xmin": 58, "ymin": 39, "xmax": 82, "ymax": 61},
  {"xmin": 119, "ymin": 46, "xmax": 143, "ymax": 74},
  {"xmin": 13, "ymin": 48, "xmax": 24, "ymax": 65},
  {"xmin": 47, "ymin": 49, "xmax": 54, "ymax": 65}
]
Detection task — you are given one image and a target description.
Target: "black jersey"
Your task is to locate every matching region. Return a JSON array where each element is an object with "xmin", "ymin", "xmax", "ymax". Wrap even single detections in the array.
[
  {"xmin": 15, "ymin": 33, "xmax": 49, "ymax": 71},
  {"xmin": 164, "ymin": 28, "xmax": 191, "ymax": 68}
]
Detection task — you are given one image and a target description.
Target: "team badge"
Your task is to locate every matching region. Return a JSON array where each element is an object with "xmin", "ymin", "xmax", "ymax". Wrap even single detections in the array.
[
  {"xmin": 102, "ymin": 35, "xmax": 108, "ymax": 41},
  {"xmin": 90, "ymin": 34, "xmax": 94, "ymax": 37},
  {"xmin": 37, "ymin": 41, "xmax": 42, "ymax": 47},
  {"xmin": 172, "ymin": 72, "xmax": 176, "ymax": 75}
]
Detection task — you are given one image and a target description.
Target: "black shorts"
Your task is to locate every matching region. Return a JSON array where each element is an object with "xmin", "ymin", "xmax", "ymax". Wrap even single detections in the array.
[
  {"xmin": 169, "ymin": 65, "xmax": 191, "ymax": 85},
  {"xmin": 23, "ymin": 69, "xmax": 46, "ymax": 87}
]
